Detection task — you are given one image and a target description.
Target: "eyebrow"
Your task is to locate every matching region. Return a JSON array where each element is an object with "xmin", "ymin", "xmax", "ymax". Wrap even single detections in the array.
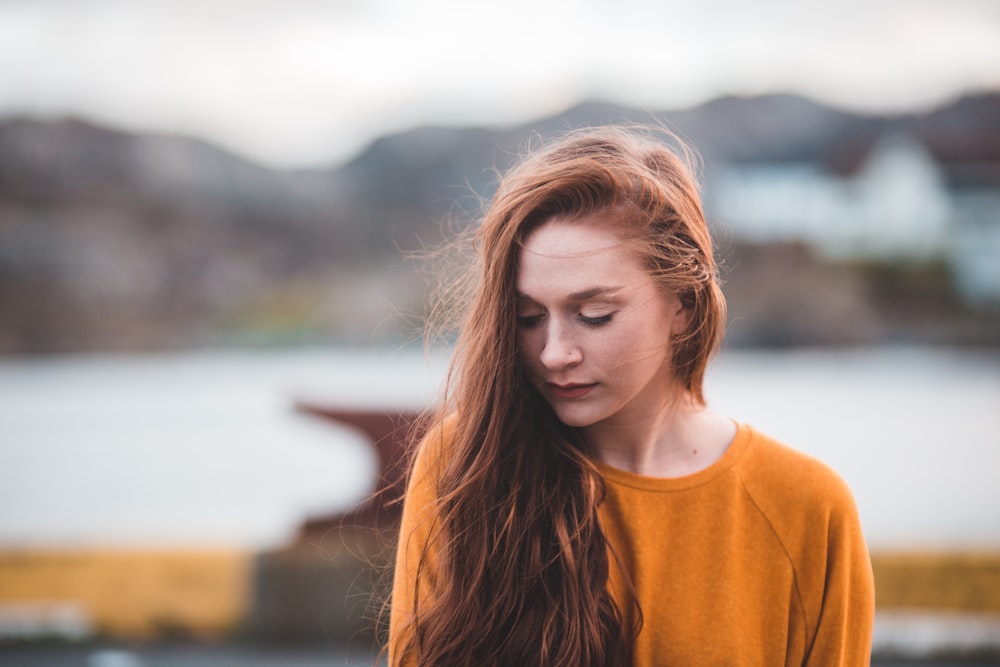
[{"xmin": 516, "ymin": 285, "xmax": 625, "ymax": 302}]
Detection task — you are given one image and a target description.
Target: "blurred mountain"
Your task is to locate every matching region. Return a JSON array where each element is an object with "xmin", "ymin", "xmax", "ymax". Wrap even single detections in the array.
[
  {"xmin": 334, "ymin": 94, "xmax": 874, "ymax": 209},
  {"xmin": 0, "ymin": 118, "xmax": 366, "ymax": 351},
  {"xmin": 1, "ymin": 92, "xmax": 998, "ymax": 353}
]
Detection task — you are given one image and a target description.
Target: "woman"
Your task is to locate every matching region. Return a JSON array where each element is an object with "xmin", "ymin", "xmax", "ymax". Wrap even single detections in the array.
[{"xmin": 389, "ymin": 126, "xmax": 874, "ymax": 665}]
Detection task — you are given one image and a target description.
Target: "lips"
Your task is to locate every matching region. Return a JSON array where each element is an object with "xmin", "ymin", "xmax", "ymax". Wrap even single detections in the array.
[{"xmin": 546, "ymin": 382, "xmax": 598, "ymax": 399}]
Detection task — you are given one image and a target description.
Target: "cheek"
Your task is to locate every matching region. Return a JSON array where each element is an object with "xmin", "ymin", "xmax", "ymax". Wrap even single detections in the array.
[
  {"xmin": 609, "ymin": 314, "xmax": 664, "ymax": 349},
  {"xmin": 592, "ymin": 331, "xmax": 629, "ymax": 363},
  {"xmin": 517, "ymin": 331, "xmax": 541, "ymax": 366}
]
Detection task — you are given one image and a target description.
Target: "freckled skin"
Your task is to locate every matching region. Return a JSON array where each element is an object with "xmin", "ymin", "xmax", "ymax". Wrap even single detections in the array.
[{"xmin": 516, "ymin": 217, "xmax": 688, "ymax": 435}]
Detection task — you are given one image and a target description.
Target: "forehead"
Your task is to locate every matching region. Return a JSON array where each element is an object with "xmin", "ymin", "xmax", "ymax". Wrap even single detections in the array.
[{"xmin": 516, "ymin": 218, "xmax": 650, "ymax": 296}]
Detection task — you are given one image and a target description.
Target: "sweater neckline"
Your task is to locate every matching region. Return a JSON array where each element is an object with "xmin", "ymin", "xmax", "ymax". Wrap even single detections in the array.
[{"xmin": 593, "ymin": 421, "xmax": 753, "ymax": 492}]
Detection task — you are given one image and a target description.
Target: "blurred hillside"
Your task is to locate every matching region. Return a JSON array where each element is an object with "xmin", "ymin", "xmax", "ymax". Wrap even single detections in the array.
[{"xmin": 1, "ymin": 93, "xmax": 998, "ymax": 354}]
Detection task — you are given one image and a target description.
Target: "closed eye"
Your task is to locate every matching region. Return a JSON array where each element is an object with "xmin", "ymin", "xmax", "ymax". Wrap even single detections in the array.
[
  {"xmin": 516, "ymin": 314, "xmax": 544, "ymax": 329},
  {"xmin": 579, "ymin": 313, "xmax": 613, "ymax": 327}
]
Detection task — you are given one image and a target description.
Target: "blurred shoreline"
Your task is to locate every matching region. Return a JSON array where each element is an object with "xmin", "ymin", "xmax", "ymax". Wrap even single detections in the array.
[{"xmin": 3, "ymin": 93, "xmax": 999, "ymax": 356}]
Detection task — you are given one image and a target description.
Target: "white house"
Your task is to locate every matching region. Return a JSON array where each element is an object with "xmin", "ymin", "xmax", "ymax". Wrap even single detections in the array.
[
  {"xmin": 704, "ymin": 132, "xmax": 999, "ymax": 304},
  {"xmin": 706, "ymin": 133, "xmax": 952, "ymax": 260}
]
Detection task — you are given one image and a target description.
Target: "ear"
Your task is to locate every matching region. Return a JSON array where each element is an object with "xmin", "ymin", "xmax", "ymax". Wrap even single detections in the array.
[{"xmin": 669, "ymin": 294, "xmax": 691, "ymax": 336}]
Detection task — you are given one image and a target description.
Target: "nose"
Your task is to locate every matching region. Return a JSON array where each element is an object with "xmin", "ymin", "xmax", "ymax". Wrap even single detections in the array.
[{"xmin": 539, "ymin": 322, "xmax": 582, "ymax": 371}]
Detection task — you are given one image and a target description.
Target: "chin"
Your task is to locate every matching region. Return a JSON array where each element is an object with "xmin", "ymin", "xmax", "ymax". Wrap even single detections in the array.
[{"xmin": 549, "ymin": 405, "xmax": 604, "ymax": 429}]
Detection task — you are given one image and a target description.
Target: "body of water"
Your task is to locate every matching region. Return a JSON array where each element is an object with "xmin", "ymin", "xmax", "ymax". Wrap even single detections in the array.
[{"xmin": 1, "ymin": 346, "xmax": 998, "ymax": 551}]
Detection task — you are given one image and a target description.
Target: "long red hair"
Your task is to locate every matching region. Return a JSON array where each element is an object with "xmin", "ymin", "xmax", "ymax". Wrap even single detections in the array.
[{"xmin": 392, "ymin": 126, "xmax": 726, "ymax": 665}]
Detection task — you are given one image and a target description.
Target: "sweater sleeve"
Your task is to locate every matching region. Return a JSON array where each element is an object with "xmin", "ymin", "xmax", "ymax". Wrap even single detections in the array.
[
  {"xmin": 741, "ymin": 430, "xmax": 876, "ymax": 666},
  {"xmin": 387, "ymin": 422, "xmax": 447, "ymax": 666},
  {"xmin": 803, "ymin": 480, "xmax": 876, "ymax": 666}
]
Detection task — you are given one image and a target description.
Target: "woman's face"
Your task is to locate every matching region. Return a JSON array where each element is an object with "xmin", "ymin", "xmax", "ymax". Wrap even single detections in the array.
[{"xmin": 516, "ymin": 215, "xmax": 689, "ymax": 431}]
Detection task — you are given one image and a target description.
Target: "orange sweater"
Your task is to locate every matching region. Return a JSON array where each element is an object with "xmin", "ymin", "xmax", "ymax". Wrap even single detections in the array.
[{"xmin": 390, "ymin": 422, "xmax": 875, "ymax": 665}]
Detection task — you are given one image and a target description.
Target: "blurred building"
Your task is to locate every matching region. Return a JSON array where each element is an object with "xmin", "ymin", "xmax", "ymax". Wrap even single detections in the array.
[{"xmin": 706, "ymin": 132, "xmax": 1000, "ymax": 305}]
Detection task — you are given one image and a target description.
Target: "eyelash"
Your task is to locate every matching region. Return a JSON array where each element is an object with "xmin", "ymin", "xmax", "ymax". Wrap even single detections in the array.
[
  {"xmin": 580, "ymin": 313, "xmax": 614, "ymax": 327},
  {"xmin": 516, "ymin": 313, "xmax": 614, "ymax": 329}
]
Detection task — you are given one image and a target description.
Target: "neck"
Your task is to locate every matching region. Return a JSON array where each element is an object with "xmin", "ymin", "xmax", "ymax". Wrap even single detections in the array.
[{"xmin": 584, "ymin": 394, "xmax": 736, "ymax": 478}]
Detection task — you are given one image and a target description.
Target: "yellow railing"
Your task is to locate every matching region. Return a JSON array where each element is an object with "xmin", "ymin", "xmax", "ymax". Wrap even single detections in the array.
[
  {"xmin": 0, "ymin": 550, "xmax": 250, "ymax": 639},
  {"xmin": 1, "ymin": 549, "xmax": 998, "ymax": 641}
]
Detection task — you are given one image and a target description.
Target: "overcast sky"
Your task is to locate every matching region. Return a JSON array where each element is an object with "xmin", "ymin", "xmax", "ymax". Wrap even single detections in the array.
[{"xmin": 1, "ymin": 0, "xmax": 998, "ymax": 169}]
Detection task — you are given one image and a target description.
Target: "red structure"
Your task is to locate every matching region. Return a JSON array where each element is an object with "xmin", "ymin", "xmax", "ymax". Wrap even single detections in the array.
[
  {"xmin": 292, "ymin": 403, "xmax": 428, "ymax": 537},
  {"xmin": 250, "ymin": 407, "xmax": 430, "ymax": 642}
]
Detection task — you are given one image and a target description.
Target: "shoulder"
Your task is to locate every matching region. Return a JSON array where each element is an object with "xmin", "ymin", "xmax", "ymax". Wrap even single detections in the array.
[
  {"xmin": 396, "ymin": 415, "xmax": 458, "ymax": 568},
  {"xmin": 409, "ymin": 413, "xmax": 457, "ymax": 477},
  {"xmin": 737, "ymin": 424, "xmax": 858, "ymax": 515},
  {"xmin": 734, "ymin": 425, "xmax": 875, "ymax": 650},
  {"xmin": 734, "ymin": 424, "xmax": 868, "ymax": 582},
  {"xmin": 403, "ymin": 413, "xmax": 460, "ymax": 508}
]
